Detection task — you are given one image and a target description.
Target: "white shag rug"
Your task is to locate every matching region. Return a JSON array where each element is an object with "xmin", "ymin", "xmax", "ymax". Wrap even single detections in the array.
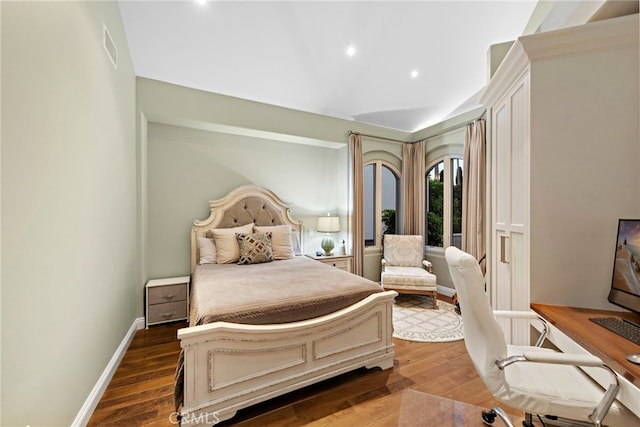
[{"xmin": 392, "ymin": 294, "xmax": 464, "ymax": 342}]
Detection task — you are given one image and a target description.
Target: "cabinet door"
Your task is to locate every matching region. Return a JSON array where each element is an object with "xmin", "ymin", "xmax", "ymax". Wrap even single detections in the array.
[{"xmin": 490, "ymin": 72, "xmax": 530, "ymax": 345}]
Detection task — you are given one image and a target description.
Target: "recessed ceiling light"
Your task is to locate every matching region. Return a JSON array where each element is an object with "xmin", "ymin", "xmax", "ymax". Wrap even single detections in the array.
[
  {"xmin": 410, "ymin": 70, "xmax": 419, "ymax": 79},
  {"xmin": 195, "ymin": 0, "xmax": 208, "ymax": 5},
  {"xmin": 346, "ymin": 45, "xmax": 356, "ymax": 57}
]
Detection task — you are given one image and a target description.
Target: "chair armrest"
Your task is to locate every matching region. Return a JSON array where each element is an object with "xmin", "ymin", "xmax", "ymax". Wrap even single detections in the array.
[
  {"xmin": 381, "ymin": 258, "xmax": 386, "ymax": 272},
  {"xmin": 496, "ymin": 352, "xmax": 620, "ymax": 424},
  {"xmin": 422, "ymin": 259, "xmax": 433, "ymax": 273},
  {"xmin": 493, "ymin": 310, "xmax": 549, "ymax": 347},
  {"xmin": 493, "ymin": 310, "xmax": 539, "ymax": 319},
  {"xmin": 521, "ymin": 351, "xmax": 603, "ymax": 367}
]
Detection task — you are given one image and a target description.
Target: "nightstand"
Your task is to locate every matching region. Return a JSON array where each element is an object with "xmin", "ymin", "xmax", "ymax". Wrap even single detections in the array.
[
  {"xmin": 307, "ymin": 254, "xmax": 353, "ymax": 273},
  {"xmin": 145, "ymin": 276, "xmax": 190, "ymax": 327}
]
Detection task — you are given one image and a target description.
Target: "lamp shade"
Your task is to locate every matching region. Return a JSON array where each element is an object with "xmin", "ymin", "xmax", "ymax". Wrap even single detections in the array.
[{"xmin": 317, "ymin": 216, "xmax": 340, "ymax": 233}]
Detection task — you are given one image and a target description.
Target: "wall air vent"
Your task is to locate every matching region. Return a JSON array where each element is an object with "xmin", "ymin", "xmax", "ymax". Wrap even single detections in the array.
[{"xmin": 103, "ymin": 24, "xmax": 117, "ymax": 69}]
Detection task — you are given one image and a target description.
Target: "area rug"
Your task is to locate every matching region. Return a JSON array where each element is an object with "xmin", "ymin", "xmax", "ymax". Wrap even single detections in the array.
[{"xmin": 392, "ymin": 294, "xmax": 464, "ymax": 342}]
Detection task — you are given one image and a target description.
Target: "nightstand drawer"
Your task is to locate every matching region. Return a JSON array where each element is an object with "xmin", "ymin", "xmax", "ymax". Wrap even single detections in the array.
[
  {"xmin": 306, "ymin": 255, "xmax": 353, "ymax": 273},
  {"xmin": 148, "ymin": 283, "xmax": 187, "ymax": 305},
  {"xmin": 145, "ymin": 276, "xmax": 190, "ymax": 327},
  {"xmin": 147, "ymin": 301, "xmax": 187, "ymax": 324},
  {"xmin": 326, "ymin": 259, "xmax": 349, "ymax": 270}
]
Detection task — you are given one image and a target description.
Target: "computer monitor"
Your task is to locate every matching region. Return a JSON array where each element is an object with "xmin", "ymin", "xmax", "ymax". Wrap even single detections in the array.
[{"xmin": 608, "ymin": 219, "xmax": 640, "ymax": 314}]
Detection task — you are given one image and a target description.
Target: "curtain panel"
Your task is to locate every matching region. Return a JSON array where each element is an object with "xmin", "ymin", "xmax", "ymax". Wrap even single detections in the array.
[
  {"xmin": 462, "ymin": 119, "xmax": 486, "ymax": 262},
  {"xmin": 349, "ymin": 133, "xmax": 364, "ymax": 276},
  {"xmin": 402, "ymin": 140, "xmax": 425, "ymax": 236}
]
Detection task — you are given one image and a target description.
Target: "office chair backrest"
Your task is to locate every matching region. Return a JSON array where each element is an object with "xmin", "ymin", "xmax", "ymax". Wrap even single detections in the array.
[{"xmin": 445, "ymin": 246, "xmax": 508, "ymax": 396}]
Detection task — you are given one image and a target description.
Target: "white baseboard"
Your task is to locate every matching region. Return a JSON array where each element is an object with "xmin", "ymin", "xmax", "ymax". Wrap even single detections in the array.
[{"xmin": 72, "ymin": 316, "xmax": 145, "ymax": 427}]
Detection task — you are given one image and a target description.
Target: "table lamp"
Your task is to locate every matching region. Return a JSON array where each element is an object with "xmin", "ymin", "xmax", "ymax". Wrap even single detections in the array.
[{"xmin": 317, "ymin": 215, "xmax": 340, "ymax": 256}]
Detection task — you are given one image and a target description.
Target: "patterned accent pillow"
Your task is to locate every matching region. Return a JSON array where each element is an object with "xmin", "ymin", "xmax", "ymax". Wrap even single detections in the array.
[{"xmin": 236, "ymin": 232, "xmax": 273, "ymax": 265}]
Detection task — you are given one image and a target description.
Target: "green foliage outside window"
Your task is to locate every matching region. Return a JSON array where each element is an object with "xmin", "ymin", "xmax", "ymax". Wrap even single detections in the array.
[
  {"xmin": 427, "ymin": 180, "xmax": 443, "ymax": 246},
  {"xmin": 382, "ymin": 209, "xmax": 396, "ymax": 235},
  {"xmin": 453, "ymin": 178, "xmax": 463, "ymax": 235}
]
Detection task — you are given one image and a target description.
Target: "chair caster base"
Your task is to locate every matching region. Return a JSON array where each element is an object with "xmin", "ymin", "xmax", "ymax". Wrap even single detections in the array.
[
  {"xmin": 481, "ymin": 407, "xmax": 516, "ymax": 427},
  {"xmin": 482, "ymin": 409, "xmax": 497, "ymax": 425}
]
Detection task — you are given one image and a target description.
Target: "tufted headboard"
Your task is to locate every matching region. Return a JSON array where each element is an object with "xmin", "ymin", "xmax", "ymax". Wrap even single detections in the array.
[{"xmin": 190, "ymin": 185, "xmax": 304, "ymax": 272}]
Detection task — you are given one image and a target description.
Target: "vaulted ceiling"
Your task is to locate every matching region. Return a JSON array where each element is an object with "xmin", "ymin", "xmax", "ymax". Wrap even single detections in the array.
[{"xmin": 119, "ymin": 1, "xmax": 539, "ymax": 132}]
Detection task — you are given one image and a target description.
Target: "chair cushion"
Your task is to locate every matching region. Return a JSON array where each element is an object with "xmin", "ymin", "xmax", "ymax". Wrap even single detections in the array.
[
  {"xmin": 381, "ymin": 266, "xmax": 437, "ymax": 288},
  {"xmin": 496, "ymin": 345, "xmax": 632, "ymax": 425}
]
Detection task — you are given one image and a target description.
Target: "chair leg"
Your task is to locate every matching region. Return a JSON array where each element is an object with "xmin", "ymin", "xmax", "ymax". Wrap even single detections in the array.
[
  {"xmin": 431, "ymin": 291, "xmax": 438, "ymax": 309},
  {"xmin": 523, "ymin": 413, "xmax": 535, "ymax": 427}
]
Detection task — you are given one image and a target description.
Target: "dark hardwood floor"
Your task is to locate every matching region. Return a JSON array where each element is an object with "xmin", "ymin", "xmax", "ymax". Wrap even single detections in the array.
[{"xmin": 88, "ymin": 301, "xmax": 525, "ymax": 426}]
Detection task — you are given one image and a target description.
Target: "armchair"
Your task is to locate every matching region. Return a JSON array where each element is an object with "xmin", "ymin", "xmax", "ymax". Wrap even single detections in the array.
[
  {"xmin": 444, "ymin": 246, "xmax": 635, "ymax": 427},
  {"xmin": 381, "ymin": 234, "xmax": 438, "ymax": 308}
]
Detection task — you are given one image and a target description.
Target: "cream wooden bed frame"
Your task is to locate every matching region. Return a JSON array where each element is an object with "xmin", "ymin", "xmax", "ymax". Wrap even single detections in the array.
[{"xmin": 177, "ymin": 185, "xmax": 396, "ymax": 425}]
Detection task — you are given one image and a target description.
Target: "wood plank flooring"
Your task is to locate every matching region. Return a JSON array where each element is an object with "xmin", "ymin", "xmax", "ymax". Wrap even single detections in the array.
[{"xmin": 89, "ymin": 307, "xmax": 525, "ymax": 426}]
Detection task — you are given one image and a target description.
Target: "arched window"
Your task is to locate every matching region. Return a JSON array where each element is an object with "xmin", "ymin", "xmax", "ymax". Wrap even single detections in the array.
[
  {"xmin": 425, "ymin": 156, "xmax": 463, "ymax": 248},
  {"xmin": 364, "ymin": 161, "xmax": 400, "ymax": 248}
]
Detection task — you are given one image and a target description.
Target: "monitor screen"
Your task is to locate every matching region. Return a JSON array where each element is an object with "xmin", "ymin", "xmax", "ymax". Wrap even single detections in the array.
[{"xmin": 608, "ymin": 219, "xmax": 640, "ymax": 314}]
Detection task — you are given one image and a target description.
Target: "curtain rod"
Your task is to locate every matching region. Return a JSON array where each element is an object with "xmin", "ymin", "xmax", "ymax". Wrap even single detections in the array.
[
  {"xmin": 348, "ymin": 131, "xmax": 409, "ymax": 145},
  {"xmin": 350, "ymin": 114, "xmax": 486, "ymax": 144},
  {"xmin": 466, "ymin": 112, "xmax": 486, "ymax": 126},
  {"xmin": 421, "ymin": 115, "xmax": 487, "ymax": 140}
]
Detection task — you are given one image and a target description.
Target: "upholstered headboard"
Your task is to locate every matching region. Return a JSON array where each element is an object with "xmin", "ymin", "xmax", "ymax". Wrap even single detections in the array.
[{"xmin": 190, "ymin": 185, "xmax": 304, "ymax": 272}]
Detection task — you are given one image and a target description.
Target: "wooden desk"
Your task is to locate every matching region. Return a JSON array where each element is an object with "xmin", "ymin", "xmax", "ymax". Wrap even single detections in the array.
[{"xmin": 531, "ymin": 304, "xmax": 640, "ymax": 418}]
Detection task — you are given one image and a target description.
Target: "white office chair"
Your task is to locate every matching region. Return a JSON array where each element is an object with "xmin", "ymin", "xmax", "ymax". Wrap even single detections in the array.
[{"xmin": 444, "ymin": 246, "xmax": 633, "ymax": 427}]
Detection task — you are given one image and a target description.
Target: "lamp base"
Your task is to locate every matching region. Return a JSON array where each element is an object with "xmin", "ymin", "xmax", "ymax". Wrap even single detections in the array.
[{"xmin": 321, "ymin": 236, "xmax": 335, "ymax": 256}]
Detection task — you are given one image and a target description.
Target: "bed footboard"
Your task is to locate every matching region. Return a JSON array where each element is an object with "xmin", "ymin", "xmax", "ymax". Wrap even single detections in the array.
[{"xmin": 177, "ymin": 290, "xmax": 397, "ymax": 425}]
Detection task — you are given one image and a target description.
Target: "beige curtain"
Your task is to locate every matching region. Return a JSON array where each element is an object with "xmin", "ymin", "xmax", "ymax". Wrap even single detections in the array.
[
  {"xmin": 462, "ymin": 119, "xmax": 486, "ymax": 261},
  {"xmin": 350, "ymin": 133, "xmax": 364, "ymax": 276},
  {"xmin": 402, "ymin": 140, "xmax": 425, "ymax": 235}
]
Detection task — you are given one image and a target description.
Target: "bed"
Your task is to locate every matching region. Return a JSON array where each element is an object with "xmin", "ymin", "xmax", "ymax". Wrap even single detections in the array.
[{"xmin": 176, "ymin": 185, "xmax": 397, "ymax": 425}]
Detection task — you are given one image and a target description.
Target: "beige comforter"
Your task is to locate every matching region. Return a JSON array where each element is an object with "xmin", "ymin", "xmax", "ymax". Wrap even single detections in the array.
[{"xmin": 190, "ymin": 256, "xmax": 382, "ymax": 326}]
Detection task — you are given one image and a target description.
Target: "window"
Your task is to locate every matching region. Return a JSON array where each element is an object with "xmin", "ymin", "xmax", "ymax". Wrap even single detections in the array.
[
  {"xmin": 426, "ymin": 157, "xmax": 463, "ymax": 248},
  {"xmin": 364, "ymin": 161, "xmax": 400, "ymax": 247},
  {"xmin": 451, "ymin": 158, "xmax": 463, "ymax": 249},
  {"xmin": 426, "ymin": 161, "xmax": 444, "ymax": 247}
]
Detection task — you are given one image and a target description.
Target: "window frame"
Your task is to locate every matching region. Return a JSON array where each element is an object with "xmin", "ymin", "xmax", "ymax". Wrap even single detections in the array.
[
  {"xmin": 425, "ymin": 155, "xmax": 463, "ymax": 250},
  {"xmin": 363, "ymin": 159, "xmax": 401, "ymax": 250}
]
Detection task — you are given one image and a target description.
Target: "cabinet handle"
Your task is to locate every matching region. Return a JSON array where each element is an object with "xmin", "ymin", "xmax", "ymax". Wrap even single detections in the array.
[
  {"xmin": 161, "ymin": 311, "xmax": 177, "ymax": 319},
  {"xmin": 500, "ymin": 235, "xmax": 509, "ymax": 264},
  {"xmin": 163, "ymin": 294, "xmax": 175, "ymax": 301}
]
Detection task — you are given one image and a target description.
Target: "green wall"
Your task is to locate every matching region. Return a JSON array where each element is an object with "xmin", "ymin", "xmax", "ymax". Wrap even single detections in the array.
[
  {"xmin": 146, "ymin": 123, "xmax": 349, "ymax": 279},
  {"xmin": 136, "ymin": 78, "xmax": 411, "ymax": 314},
  {"xmin": 1, "ymin": 2, "xmax": 136, "ymax": 425}
]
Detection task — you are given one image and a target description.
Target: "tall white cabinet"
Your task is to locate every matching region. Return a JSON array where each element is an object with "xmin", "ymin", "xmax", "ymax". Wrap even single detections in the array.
[{"xmin": 480, "ymin": 14, "xmax": 639, "ymax": 344}]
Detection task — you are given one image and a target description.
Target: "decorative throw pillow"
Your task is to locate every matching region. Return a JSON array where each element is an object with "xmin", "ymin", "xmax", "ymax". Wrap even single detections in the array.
[
  {"xmin": 253, "ymin": 225, "xmax": 295, "ymax": 260},
  {"xmin": 209, "ymin": 223, "xmax": 254, "ymax": 264},
  {"xmin": 236, "ymin": 232, "xmax": 273, "ymax": 265},
  {"xmin": 198, "ymin": 237, "xmax": 217, "ymax": 264}
]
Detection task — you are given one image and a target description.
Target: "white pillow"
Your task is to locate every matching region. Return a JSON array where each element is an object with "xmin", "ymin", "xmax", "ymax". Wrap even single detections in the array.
[
  {"xmin": 198, "ymin": 237, "xmax": 217, "ymax": 264},
  {"xmin": 253, "ymin": 225, "xmax": 295, "ymax": 260},
  {"xmin": 209, "ymin": 223, "xmax": 254, "ymax": 264}
]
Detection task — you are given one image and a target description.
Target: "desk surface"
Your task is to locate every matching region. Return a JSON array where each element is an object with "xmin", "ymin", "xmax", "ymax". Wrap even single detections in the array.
[{"xmin": 531, "ymin": 304, "xmax": 640, "ymax": 388}]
